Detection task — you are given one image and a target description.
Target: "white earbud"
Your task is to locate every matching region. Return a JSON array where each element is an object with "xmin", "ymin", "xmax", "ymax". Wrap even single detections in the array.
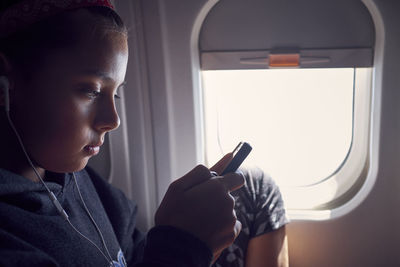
[{"xmin": 0, "ymin": 76, "xmax": 10, "ymax": 112}]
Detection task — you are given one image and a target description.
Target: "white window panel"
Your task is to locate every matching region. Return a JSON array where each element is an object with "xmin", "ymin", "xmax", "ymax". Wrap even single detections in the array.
[{"xmin": 202, "ymin": 68, "xmax": 372, "ymax": 212}]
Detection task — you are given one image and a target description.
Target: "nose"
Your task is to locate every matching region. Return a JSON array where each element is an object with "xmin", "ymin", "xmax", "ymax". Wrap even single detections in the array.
[{"xmin": 94, "ymin": 97, "xmax": 120, "ymax": 133}]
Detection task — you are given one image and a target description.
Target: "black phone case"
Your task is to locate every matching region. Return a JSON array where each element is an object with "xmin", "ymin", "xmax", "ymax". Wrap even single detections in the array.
[{"xmin": 221, "ymin": 142, "xmax": 252, "ymax": 175}]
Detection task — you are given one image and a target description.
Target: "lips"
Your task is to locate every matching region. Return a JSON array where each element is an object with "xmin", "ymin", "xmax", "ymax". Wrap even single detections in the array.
[
  {"xmin": 88, "ymin": 141, "xmax": 103, "ymax": 147},
  {"xmin": 85, "ymin": 146, "xmax": 100, "ymax": 155},
  {"xmin": 84, "ymin": 141, "xmax": 103, "ymax": 155}
]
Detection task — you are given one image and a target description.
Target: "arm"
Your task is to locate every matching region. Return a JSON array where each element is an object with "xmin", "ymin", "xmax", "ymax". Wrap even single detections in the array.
[
  {"xmin": 154, "ymin": 162, "xmax": 244, "ymax": 262},
  {"xmin": 245, "ymin": 226, "xmax": 289, "ymax": 267},
  {"xmin": 225, "ymin": 167, "xmax": 289, "ymax": 267},
  {"xmin": 89, "ymin": 154, "xmax": 244, "ymax": 266},
  {"xmin": 136, "ymin": 154, "xmax": 244, "ymax": 266},
  {"xmin": 133, "ymin": 225, "xmax": 213, "ymax": 267}
]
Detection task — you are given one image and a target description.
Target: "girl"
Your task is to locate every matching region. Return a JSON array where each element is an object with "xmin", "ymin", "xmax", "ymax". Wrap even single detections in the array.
[{"xmin": 0, "ymin": 0, "xmax": 244, "ymax": 266}]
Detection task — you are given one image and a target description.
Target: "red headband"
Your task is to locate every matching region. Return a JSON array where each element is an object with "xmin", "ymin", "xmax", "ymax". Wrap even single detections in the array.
[{"xmin": 0, "ymin": 0, "xmax": 115, "ymax": 38}]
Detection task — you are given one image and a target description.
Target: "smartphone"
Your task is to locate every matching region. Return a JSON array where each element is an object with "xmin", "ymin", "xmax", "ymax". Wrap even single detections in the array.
[{"xmin": 221, "ymin": 142, "xmax": 252, "ymax": 175}]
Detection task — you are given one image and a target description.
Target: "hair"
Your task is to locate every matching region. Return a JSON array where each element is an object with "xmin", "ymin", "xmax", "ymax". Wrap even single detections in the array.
[{"xmin": 0, "ymin": 1, "xmax": 127, "ymax": 80}]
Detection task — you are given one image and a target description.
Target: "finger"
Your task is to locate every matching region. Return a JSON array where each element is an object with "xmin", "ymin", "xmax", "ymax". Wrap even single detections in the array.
[
  {"xmin": 210, "ymin": 152, "xmax": 233, "ymax": 174},
  {"xmin": 172, "ymin": 165, "xmax": 213, "ymax": 192},
  {"xmin": 214, "ymin": 172, "xmax": 245, "ymax": 192}
]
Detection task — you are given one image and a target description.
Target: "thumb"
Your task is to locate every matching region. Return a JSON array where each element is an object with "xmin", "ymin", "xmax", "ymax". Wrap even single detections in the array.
[{"xmin": 210, "ymin": 152, "xmax": 233, "ymax": 174}]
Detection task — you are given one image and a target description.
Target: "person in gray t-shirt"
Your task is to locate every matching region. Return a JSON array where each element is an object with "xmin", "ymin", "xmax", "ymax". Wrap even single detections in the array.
[{"xmin": 214, "ymin": 167, "xmax": 289, "ymax": 267}]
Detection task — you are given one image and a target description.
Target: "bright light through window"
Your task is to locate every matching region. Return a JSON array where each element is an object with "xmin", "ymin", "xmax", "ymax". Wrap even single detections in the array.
[{"xmin": 202, "ymin": 68, "xmax": 354, "ymax": 186}]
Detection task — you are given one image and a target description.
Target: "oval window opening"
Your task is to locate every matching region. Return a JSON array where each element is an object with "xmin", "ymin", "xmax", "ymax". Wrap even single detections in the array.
[{"xmin": 202, "ymin": 68, "xmax": 354, "ymax": 187}]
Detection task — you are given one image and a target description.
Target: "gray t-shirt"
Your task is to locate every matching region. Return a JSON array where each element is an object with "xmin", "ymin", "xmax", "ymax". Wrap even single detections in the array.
[{"xmin": 213, "ymin": 167, "xmax": 289, "ymax": 267}]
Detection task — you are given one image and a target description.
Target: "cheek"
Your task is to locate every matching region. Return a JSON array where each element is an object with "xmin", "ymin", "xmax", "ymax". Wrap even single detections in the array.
[
  {"xmin": 14, "ymin": 93, "xmax": 95, "ymax": 170},
  {"xmin": 41, "ymin": 99, "xmax": 93, "ymax": 149}
]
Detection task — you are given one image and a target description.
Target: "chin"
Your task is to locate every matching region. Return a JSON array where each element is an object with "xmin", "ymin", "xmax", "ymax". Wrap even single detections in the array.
[
  {"xmin": 72, "ymin": 159, "xmax": 90, "ymax": 172},
  {"xmin": 43, "ymin": 158, "xmax": 89, "ymax": 174}
]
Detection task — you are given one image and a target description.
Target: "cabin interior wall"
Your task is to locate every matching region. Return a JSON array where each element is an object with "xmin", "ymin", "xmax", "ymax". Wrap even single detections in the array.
[
  {"xmin": 288, "ymin": 1, "xmax": 400, "ymax": 266},
  {"xmin": 115, "ymin": 0, "xmax": 400, "ymax": 265}
]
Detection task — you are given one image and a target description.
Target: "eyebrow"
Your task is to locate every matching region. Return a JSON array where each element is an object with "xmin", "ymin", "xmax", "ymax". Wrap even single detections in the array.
[
  {"xmin": 82, "ymin": 70, "xmax": 113, "ymax": 80},
  {"xmin": 82, "ymin": 70, "xmax": 127, "ymax": 87}
]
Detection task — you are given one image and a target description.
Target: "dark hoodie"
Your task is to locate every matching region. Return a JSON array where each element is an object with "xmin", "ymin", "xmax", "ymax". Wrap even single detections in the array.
[{"xmin": 0, "ymin": 167, "xmax": 212, "ymax": 267}]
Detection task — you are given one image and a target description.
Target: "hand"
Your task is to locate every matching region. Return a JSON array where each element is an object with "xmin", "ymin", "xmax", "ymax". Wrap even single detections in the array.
[
  {"xmin": 209, "ymin": 152, "xmax": 241, "ymax": 262},
  {"xmin": 155, "ymin": 154, "xmax": 244, "ymax": 260}
]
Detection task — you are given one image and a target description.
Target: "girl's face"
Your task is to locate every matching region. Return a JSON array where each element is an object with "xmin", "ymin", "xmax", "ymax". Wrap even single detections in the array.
[{"xmin": 11, "ymin": 13, "xmax": 128, "ymax": 173}]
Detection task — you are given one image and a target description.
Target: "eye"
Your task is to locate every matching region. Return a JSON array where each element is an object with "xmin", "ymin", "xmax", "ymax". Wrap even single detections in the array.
[
  {"xmin": 78, "ymin": 85, "xmax": 101, "ymax": 99},
  {"xmin": 115, "ymin": 82, "xmax": 126, "ymax": 100},
  {"xmin": 85, "ymin": 89, "xmax": 101, "ymax": 99}
]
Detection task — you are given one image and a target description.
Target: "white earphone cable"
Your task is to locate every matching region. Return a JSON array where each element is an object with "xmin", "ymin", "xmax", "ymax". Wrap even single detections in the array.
[
  {"xmin": 5, "ymin": 109, "xmax": 115, "ymax": 266},
  {"xmin": 6, "ymin": 111, "xmax": 52, "ymax": 193},
  {"xmin": 72, "ymin": 172, "xmax": 115, "ymax": 265}
]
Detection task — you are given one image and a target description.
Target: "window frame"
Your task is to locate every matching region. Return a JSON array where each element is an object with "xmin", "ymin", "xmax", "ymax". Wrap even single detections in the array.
[
  {"xmin": 195, "ymin": 0, "xmax": 382, "ymax": 220},
  {"xmin": 201, "ymin": 65, "xmax": 373, "ymax": 219}
]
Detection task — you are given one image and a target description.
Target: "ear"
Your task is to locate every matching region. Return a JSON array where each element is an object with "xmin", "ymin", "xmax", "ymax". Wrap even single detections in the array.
[{"xmin": 0, "ymin": 53, "xmax": 12, "ymax": 109}]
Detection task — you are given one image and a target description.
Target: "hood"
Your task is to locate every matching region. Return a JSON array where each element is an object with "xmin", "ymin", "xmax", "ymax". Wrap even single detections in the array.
[{"xmin": 0, "ymin": 168, "xmax": 71, "ymax": 214}]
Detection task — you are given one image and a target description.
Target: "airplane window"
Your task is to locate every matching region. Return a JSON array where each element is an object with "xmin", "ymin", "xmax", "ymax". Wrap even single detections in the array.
[
  {"xmin": 202, "ymin": 68, "xmax": 354, "ymax": 186},
  {"xmin": 202, "ymin": 67, "xmax": 372, "ymax": 212},
  {"xmin": 198, "ymin": 0, "xmax": 375, "ymax": 215}
]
